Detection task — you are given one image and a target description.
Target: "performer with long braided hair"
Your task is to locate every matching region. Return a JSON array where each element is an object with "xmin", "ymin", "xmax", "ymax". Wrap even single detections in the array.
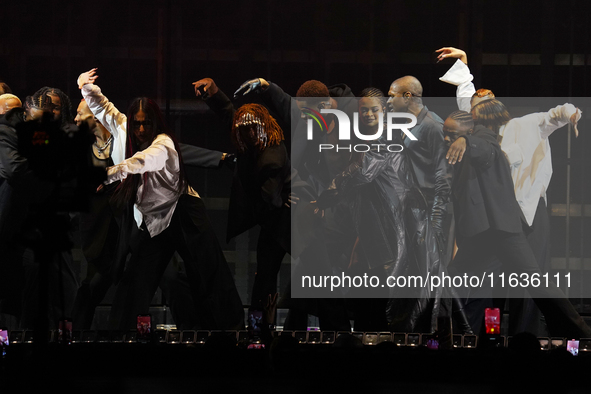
[
  {"xmin": 33, "ymin": 87, "xmax": 74, "ymax": 128},
  {"xmin": 77, "ymin": 69, "xmax": 244, "ymax": 331},
  {"xmin": 229, "ymin": 103, "xmax": 297, "ymax": 311},
  {"xmin": 192, "ymin": 76, "xmax": 350, "ymax": 330}
]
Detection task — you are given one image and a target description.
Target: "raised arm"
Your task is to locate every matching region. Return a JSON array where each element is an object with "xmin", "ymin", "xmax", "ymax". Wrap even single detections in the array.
[
  {"xmin": 234, "ymin": 78, "xmax": 293, "ymax": 126},
  {"xmin": 105, "ymin": 134, "xmax": 176, "ymax": 184},
  {"xmin": 538, "ymin": 103, "xmax": 580, "ymax": 139},
  {"xmin": 193, "ymin": 78, "xmax": 235, "ymax": 127},
  {"xmin": 77, "ymin": 68, "xmax": 127, "ymax": 140},
  {"xmin": 436, "ymin": 47, "xmax": 475, "ymax": 112}
]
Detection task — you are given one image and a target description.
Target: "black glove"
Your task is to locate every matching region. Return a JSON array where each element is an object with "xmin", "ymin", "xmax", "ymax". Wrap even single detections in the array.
[
  {"xmin": 430, "ymin": 195, "xmax": 448, "ymax": 233},
  {"xmin": 234, "ymin": 78, "xmax": 263, "ymax": 98},
  {"xmin": 434, "ymin": 230, "xmax": 447, "ymax": 256},
  {"xmin": 221, "ymin": 153, "xmax": 237, "ymax": 170},
  {"xmin": 316, "ymin": 187, "xmax": 340, "ymax": 210},
  {"xmin": 334, "ymin": 161, "xmax": 360, "ymax": 191}
]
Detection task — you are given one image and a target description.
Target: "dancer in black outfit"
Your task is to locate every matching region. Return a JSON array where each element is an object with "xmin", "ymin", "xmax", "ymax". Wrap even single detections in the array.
[
  {"xmin": 195, "ymin": 79, "xmax": 350, "ymax": 330},
  {"xmin": 445, "ymin": 106, "xmax": 591, "ymax": 338}
]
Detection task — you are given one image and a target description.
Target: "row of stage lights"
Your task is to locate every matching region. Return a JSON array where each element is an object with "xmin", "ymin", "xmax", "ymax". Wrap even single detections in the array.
[{"xmin": 4, "ymin": 329, "xmax": 591, "ymax": 350}]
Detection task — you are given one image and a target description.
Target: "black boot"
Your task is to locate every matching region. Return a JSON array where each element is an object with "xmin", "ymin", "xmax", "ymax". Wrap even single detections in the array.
[{"xmin": 452, "ymin": 296, "xmax": 474, "ymax": 335}]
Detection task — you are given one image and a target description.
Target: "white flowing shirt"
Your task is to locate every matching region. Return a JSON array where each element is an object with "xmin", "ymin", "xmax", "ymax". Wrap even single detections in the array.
[
  {"xmin": 81, "ymin": 83, "xmax": 199, "ymax": 237},
  {"xmin": 440, "ymin": 60, "xmax": 580, "ymax": 226}
]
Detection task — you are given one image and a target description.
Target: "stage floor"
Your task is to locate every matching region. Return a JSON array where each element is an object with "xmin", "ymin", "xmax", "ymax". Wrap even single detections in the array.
[{"xmin": 2, "ymin": 339, "xmax": 590, "ymax": 393}]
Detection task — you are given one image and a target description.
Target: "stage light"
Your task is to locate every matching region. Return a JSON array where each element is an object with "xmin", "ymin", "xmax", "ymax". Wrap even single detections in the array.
[
  {"xmin": 452, "ymin": 334, "xmax": 462, "ymax": 348},
  {"xmin": 82, "ymin": 330, "xmax": 97, "ymax": 343},
  {"xmin": 308, "ymin": 331, "xmax": 321, "ymax": 344},
  {"xmin": 294, "ymin": 331, "xmax": 307, "ymax": 344},
  {"xmin": 125, "ymin": 330, "xmax": 137, "ymax": 343},
  {"xmin": 463, "ymin": 335, "xmax": 477, "ymax": 348},
  {"xmin": 537, "ymin": 337, "xmax": 549, "ymax": 350},
  {"xmin": 181, "ymin": 330, "xmax": 196, "ymax": 344},
  {"xmin": 111, "ymin": 331, "xmax": 125, "ymax": 343},
  {"xmin": 196, "ymin": 330, "xmax": 210, "ymax": 344},
  {"xmin": 407, "ymin": 333, "xmax": 420, "ymax": 347},
  {"xmin": 8, "ymin": 330, "xmax": 23, "ymax": 344},
  {"xmin": 238, "ymin": 330, "xmax": 250, "ymax": 341},
  {"xmin": 378, "ymin": 332, "xmax": 393, "ymax": 344},
  {"xmin": 96, "ymin": 330, "xmax": 110, "ymax": 343},
  {"xmin": 72, "ymin": 330, "xmax": 81, "ymax": 344},
  {"xmin": 551, "ymin": 337, "xmax": 565, "ymax": 349},
  {"xmin": 154, "ymin": 329, "xmax": 167, "ymax": 343},
  {"xmin": 393, "ymin": 333, "xmax": 406, "ymax": 346},
  {"xmin": 363, "ymin": 332, "xmax": 378, "ymax": 346},
  {"xmin": 167, "ymin": 330, "xmax": 181, "ymax": 344},
  {"xmin": 321, "ymin": 331, "xmax": 335, "ymax": 344},
  {"xmin": 24, "ymin": 330, "xmax": 34, "ymax": 344},
  {"xmin": 579, "ymin": 338, "xmax": 591, "ymax": 352}
]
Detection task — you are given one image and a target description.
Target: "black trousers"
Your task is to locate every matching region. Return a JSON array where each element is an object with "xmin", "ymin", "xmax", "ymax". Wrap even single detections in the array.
[
  {"xmin": 506, "ymin": 197, "xmax": 551, "ymax": 336},
  {"xmin": 108, "ymin": 195, "xmax": 244, "ymax": 331},
  {"xmin": 72, "ymin": 196, "xmax": 199, "ymax": 330},
  {"xmin": 252, "ymin": 220, "xmax": 351, "ymax": 332},
  {"xmin": 450, "ymin": 229, "xmax": 591, "ymax": 338},
  {"xmin": 250, "ymin": 203, "xmax": 351, "ymax": 331},
  {"xmin": 251, "ymin": 227, "xmax": 286, "ymax": 310},
  {"xmin": 72, "ymin": 261, "xmax": 198, "ymax": 330}
]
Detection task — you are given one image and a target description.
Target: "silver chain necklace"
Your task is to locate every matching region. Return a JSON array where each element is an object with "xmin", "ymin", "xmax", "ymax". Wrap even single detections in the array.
[{"xmin": 94, "ymin": 136, "xmax": 113, "ymax": 156}]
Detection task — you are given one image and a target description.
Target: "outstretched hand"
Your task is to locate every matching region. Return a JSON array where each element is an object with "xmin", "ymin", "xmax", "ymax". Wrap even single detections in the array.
[
  {"xmin": 263, "ymin": 293, "xmax": 278, "ymax": 328},
  {"xmin": 192, "ymin": 78, "xmax": 218, "ymax": 99},
  {"xmin": 570, "ymin": 108, "xmax": 581, "ymax": 138},
  {"xmin": 284, "ymin": 192, "xmax": 300, "ymax": 208},
  {"xmin": 446, "ymin": 137, "xmax": 467, "ymax": 164},
  {"xmin": 233, "ymin": 78, "xmax": 269, "ymax": 98},
  {"xmin": 435, "ymin": 47, "xmax": 468, "ymax": 65},
  {"xmin": 78, "ymin": 68, "xmax": 98, "ymax": 89}
]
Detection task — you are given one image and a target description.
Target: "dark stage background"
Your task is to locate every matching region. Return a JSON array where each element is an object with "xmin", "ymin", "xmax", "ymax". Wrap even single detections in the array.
[{"xmin": 1, "ymin": 0, "xmax": 590, "ymax": 321}]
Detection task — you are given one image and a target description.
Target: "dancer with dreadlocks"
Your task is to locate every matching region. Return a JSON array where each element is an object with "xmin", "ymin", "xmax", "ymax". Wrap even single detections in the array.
[
  {"xmin": 230, "ymin": 104, "xmax": 298, "ymax": 311},
  {"xmin": 231, "ymin": 104, "xmax": 351, "ymax": 330},
  {"xmin": 33, "ymin": 87, "xmax": 74, "ymax": 128},
  {"xmin": 1, "ymin": 90, "xmax": 81, "ymax": 329},
  {"xmin": 193, "ymin": 77, "xmax": 350, "ymax": 330},
  {"xmin": 0, "ymin": 93, "xmax": 52, "ymax": 323},
  {"xmin": 77, "ymin": 69, "xmax": 244, "ymax": 331}
]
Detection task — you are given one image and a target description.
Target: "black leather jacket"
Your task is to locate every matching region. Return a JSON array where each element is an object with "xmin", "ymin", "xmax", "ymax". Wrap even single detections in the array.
[
  {"xmin": 0, "ymin": 108, "xmax": 28, "ymax": 186},
  {"xmin": 402, "ymin": 106, "xmax": 452, "ymax": 234},
  {"xmin": 318, "ymin": 134, "xmax": 443, "ymax": 332}
]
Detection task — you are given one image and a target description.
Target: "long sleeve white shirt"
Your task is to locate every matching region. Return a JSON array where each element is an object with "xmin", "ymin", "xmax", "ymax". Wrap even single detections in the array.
[
  {"xmin": 80, "ymin": 84, "xmax": 128, "ymax": 166},
  {"xmin": 439, "ymin": 59, "xmax": 475, "ymax": 112},
  {"xmin": 499, "ymin": 105, "xmax": 577, "ymax": 225},
  {"xmin": 440, "ymin": 60, "xmax": 579, "ymax": 226},
  {"xmin": 81, "ymin": 83, "xmax": 199, "ymax": 237}
]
